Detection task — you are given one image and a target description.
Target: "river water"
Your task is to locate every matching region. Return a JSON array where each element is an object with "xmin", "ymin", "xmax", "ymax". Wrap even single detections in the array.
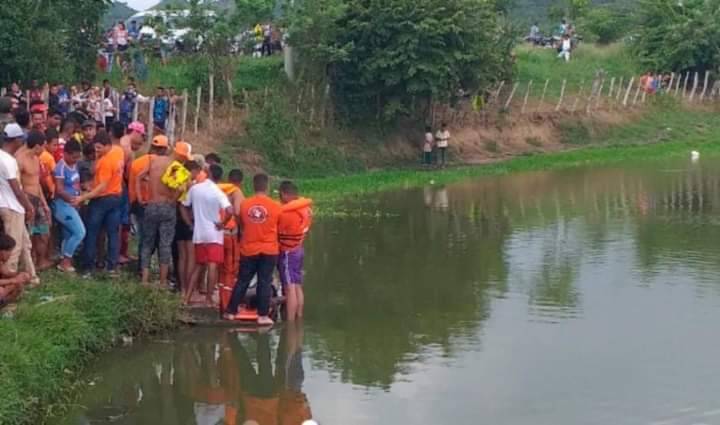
[{"xmin": 59, "ymin": 157, "xmax": 720, "ymax": 425}]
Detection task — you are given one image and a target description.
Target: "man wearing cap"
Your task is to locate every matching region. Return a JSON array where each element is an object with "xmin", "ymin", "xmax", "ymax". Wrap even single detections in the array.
[
  {"xmin": 136, "ymin": 135, "xmax": 181, "ymax": 286},
  {"xmin": 0, "ymin": 124, "xmax": 38, "ymax": 284},
  {"xmin": 79, "ymin": 120, "xmax": 97, "ymax": 145}
]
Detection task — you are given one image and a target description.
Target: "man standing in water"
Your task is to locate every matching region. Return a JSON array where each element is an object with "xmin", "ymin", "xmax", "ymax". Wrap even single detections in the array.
[
  {"xmin": 277, "ymin": 181, "xmax": 313, "ymax": 321},
  {"xmin": 0, "ymin": 123, "xmax": 37, "ymax": 284},
  {"xmin": 136, "ymin": 135, "xmax": 179, "ymax": 287},
  {"xmin": 225, "ymin": 173, "xmax": 282, "ymax": 326},
  {"xmin": 181, "ymin": 164, "xmax": 233, "ymax": 306}
]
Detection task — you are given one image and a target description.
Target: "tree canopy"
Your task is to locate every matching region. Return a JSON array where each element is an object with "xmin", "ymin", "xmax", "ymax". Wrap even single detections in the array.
[
  {"xmin": 633, "ymin": 0, "xmax": 720, "ymax": 72},
  {"xmin": 0, "ymin": 0, "xmax": 111, "ymax": 85},
  {"xmin": 289, "ymin": 0, "xmax": 515, "ymax": 122}
]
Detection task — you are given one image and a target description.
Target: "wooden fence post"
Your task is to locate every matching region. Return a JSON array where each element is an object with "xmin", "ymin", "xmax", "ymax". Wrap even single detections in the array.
[
  {"xmin": 689, "ymin": 72, "xmax": 699, "ymax": 102},
  {"xmin": 571, "ymin": 80, "xmax": 585, "ymax": 113},
  {"xmin": 504, "ymin": 82, "xmax": 520, "ymax": 110},
  {"xmin": 593, "ymin": 78, "xmax": 605, "ymax": 111},
  {"xmin": 622, "ymin": 77, "xmax": 635, "ymax": 107},
  {"xmin": 181, "ymin": 89, "xmax": 188, "ymax": 139},
  {"xmin": 632, "ymin": 80, "xmax": 642, "ymax": 105},
  {"xmin": 536, "ymin": 79, "xmax": 549, "ymax": 114},
  {"xmin": 675, "ymin": 73, "xmax": 683, "ymax": 97},
  {"xmin": 208, "ymin": 74, "xmax": 215, "ymax": 126},
  {"xmin": 226, "ymin": 78, "xmax": 234, "ymax": 110},
  {"xmin": 194, "ymin": 86, "xmax": 202, "ymax": 135},
  {"xmin": 147, "ymin": 97, "xmax": 155, "ymax": 142},
  {"xmin": 607, "ymin": 77, "xmax": 615, "ymax": 100},
  {"xmin": 700, "ymin": 71, "xmax": 710, "ymax": 101},
  {"xmin": 667, "ymin": 73, "xmax": 675, "ymax": 95},
  {"xmin": 555, "ymin": 79, "xmax": 567, "ymax": 112},
  {"xmin": 682, "ymin": 72, "xmax": 690, "ymax": 98},
  {"xmin": 521, "ymin": 80, "xmax": 533, "ymax": 115},
  {"xmin": 616, "ymin": 77, "xmax": 625, "ymax": 103}
]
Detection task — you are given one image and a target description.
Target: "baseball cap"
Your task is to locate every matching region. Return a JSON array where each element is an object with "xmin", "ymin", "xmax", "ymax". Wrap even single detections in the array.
[
  {"xmin": 151, "ymin": 135, "xmax": 169, "ymax": 148},
  {"xmin": 128, "ymin": 121, "xmax": 146, "ymax": 136},
  {"xmin": 3, "ymin": 123, "xmax": 24, "ymax": 140},
  {"xmin": 0, "ymin": 97, "xmax": 12, "ymax": 114},
  {"xmin": 81, "ymin": 120, "xmax": 96, "ymax": 129},
  {"xmin": 174, "ymin": 141, "xmax": 192, "ymax": 161}
]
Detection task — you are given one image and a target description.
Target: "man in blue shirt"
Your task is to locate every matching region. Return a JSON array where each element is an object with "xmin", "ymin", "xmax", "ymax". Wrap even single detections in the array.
[{"xmin": 153, "ymin": 86, "xmax": 169, "ymax": 131}]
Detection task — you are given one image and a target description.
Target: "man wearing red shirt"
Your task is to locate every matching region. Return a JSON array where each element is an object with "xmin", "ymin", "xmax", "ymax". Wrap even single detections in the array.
[{"xmin": 225, "ymin": 174, "xmax": 282, "ymax": 326}]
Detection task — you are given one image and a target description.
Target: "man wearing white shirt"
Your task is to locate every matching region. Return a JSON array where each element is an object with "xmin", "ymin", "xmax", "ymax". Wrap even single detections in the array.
[
  {"xmin": 0, "ymin": 124, "xmax": 37, "ymax": 285},
  {"xmin": 181, "ymin": 164, "xmax": 234, "ymax": 306}
]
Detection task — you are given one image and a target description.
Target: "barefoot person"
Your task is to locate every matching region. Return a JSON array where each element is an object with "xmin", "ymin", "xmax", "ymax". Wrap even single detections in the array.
[
  {"xmin": 180, "ymin": 164, "xmax": 233, "ymax": 306},
  {"xmin": 136, "ymin": 135, "xmax": 180, "ymax": 287},
  {"xmin": 217, "ymin": 169, "xmax": 245, "ymax": 290},
  {"xmin": 52, "ymin": 140, "xmax": 85, "ymax": 272},
  {"xmin": 225, "ymin": 173, "xmax": 282, "ymax": 326},
  {"xmin": 277, "ymin": 181, "xmax": 313, "ymax": 321},
  {"xmin": 0, "ymin": 233, "xmax": 30, "ymax": 308},
  {"xmin": 0, "ymin": 123, "xmax": 37, "ymax": 284},
  {"xmin": 16, "ymin": 130, "xmax": 53, "ymax": 271}
]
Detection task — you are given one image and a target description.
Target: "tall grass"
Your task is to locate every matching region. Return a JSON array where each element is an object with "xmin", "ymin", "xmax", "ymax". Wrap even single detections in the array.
[
  {"xmin": 515, "ymin": 43, "xmax": 641, "ymax": 95},
  {"xmin": 0, "ymin": 275, "xmax": 180, "ymax": 425}
]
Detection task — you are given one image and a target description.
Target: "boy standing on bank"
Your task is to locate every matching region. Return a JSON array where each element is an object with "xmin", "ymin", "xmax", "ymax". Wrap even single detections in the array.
[{"xmin": 225, "ymin": 174, "xmax": 282, "ymax": 326}]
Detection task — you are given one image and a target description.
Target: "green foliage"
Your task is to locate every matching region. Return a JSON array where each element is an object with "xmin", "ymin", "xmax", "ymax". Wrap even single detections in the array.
[
  {"xmin": 579, "ymin": 6, "xmax": 632, "ymax": 44},
  {"xmin": 633, "ymin": 0, "xmax": 720, "ymax": 72},
  {"xmin": 102, "ymin": 2, "xmax": 137, "ymax": 29},
  {"xmin": 0, "ymin": 275, "xmax": 179, "ymax": 425},
  {"xmin": 548, "ymin": 0, "xmax": 591, "ymax": 21},
  {"xmin": 0, "ymin": 1, "xmax": 111, "ymax": 85},
  {"xmin": 289, "ymin": 0, "xmax": 515, "ymax": 122}
]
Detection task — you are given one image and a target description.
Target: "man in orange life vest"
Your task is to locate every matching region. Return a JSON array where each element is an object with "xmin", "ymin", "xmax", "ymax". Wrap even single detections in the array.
[
  {"xmin": 277, "ymin": 180, "xmax": 313, "ymax": 321},
  {"xmin": 217, "ymin": 169, "xmax": 245, "ymax": 289},
  {"xmin": 224, "ymin": 173, "xmax": 282, "ymax": 326}
]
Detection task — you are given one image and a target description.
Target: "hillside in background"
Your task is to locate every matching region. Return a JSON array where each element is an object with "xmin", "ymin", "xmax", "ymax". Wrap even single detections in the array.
[{"xmin": 102, "ymin": 1, "xmax": 137, "ymax": 28}]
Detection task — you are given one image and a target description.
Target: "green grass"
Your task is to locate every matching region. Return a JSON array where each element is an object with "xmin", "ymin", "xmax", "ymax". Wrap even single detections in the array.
[
  {"xmin": 296, "ymin": 104, "xmax": 720, "ymax": 208},
  {"xmin": 516, "ymin": 43, "xmax": 641, "ymax": 95},
  {"xmin": 0, "ymin": 274, "xmax": 180, "ymax": 425}
]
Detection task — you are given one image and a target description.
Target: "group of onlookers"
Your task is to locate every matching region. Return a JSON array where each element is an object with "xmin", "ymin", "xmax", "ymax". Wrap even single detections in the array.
[{"xmin": 0, "ymin": 79, "xmax": 313, "ymax": 326}]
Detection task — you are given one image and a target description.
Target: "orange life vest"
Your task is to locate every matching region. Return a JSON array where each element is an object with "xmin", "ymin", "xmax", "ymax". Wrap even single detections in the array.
[{"xmin": 279, "ymin": 197, "xmax": 313, "ymax": 251}]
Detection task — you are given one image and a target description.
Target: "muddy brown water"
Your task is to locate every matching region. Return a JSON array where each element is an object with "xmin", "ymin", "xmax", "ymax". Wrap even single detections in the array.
[{"xmin": 58, "ymin": 157, "xmax": 720, "ymax": 425}]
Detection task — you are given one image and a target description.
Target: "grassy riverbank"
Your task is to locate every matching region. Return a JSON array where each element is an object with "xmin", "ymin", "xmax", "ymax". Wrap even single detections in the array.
[
  {"xmin": 0, "ymin": 274, "xmax": 179, "ymax": 425},
  {"xmin": 298, "ymin": 104, "xmax": 720, "ymax": 207}
]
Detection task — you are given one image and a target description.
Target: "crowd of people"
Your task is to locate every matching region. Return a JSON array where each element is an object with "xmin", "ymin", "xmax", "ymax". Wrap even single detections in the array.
[
  {"xmin": 526, "ymin": 19, "xmax": 578, "ymax": 62},
  {"xmin": 0, "ymin": 80, "xmax": 313, "ymax": 326}
]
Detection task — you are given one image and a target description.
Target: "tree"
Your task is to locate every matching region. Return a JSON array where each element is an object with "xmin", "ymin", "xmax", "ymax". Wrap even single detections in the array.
[
  {"xmin": 0, "ymin": 0, "xmax": 111, "ymax": 85},
  {"xmin": 579, "ymin": 5, "xmax": 632, "ymax": 44},
  {"xmin": 633, "ymin": 0, "xmax": 720, "ymax": 72},
  {"xmin": 289, "ymin": 0, "xmax": 515, "ymax": 122}
]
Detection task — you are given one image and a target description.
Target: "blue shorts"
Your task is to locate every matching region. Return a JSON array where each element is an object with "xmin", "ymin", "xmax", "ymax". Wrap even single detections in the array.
[{"xmin": 278, "ymin": 247, "xmax": 304, "ymax": 286}]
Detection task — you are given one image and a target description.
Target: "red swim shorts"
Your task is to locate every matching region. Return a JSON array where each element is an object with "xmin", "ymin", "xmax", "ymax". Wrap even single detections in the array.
[{"xmin": 195, "ymin": 243, "xmax": 224, "ymax": 265}]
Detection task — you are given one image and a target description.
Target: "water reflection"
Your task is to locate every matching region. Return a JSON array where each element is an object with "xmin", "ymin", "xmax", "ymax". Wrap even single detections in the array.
[
  {"xmin": 61, "ymin": 157, "xmax": 720, "ymax": 425},
  {"xmin": 65, "ymin": 323, "xmax": 312, "ymax": 425}
]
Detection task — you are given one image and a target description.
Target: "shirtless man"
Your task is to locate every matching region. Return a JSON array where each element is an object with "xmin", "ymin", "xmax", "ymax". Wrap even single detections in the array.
[
  {"xmin": 136, "ymin": 135, "xmax": 179, "ymax": 286},
  {"xmin": 16, "ymin": 130, "xmax": 53, "ymax": 271},
  {"xmin": 114, "ymin": 121, "xmax": 145, "ymax": 264},
  {"xmin": 0, "ymin": 233, "xmax": 30, "ymax": 308}
]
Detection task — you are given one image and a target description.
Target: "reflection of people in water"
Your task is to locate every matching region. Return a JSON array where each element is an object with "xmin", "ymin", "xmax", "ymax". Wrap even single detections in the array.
[{"xmin": 231, "ymin": 321, "xmax": 313, "ymax": 425}]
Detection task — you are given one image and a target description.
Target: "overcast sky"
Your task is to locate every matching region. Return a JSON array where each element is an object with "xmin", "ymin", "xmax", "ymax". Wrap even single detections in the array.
[{"xmin": 125, "ymin": 0, "xmax": 161, "ymax": 11}]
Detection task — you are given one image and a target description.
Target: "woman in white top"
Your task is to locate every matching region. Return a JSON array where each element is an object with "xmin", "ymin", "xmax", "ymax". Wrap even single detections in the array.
[{"xmin": 435, "ymin": 122, "xmax": 450, "ymax": 167}]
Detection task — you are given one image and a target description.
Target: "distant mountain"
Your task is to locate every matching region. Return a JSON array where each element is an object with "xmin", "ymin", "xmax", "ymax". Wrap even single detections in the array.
[{"xmin": 103, "ymin": 1, "xmax": 137, "ymax": 28}]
